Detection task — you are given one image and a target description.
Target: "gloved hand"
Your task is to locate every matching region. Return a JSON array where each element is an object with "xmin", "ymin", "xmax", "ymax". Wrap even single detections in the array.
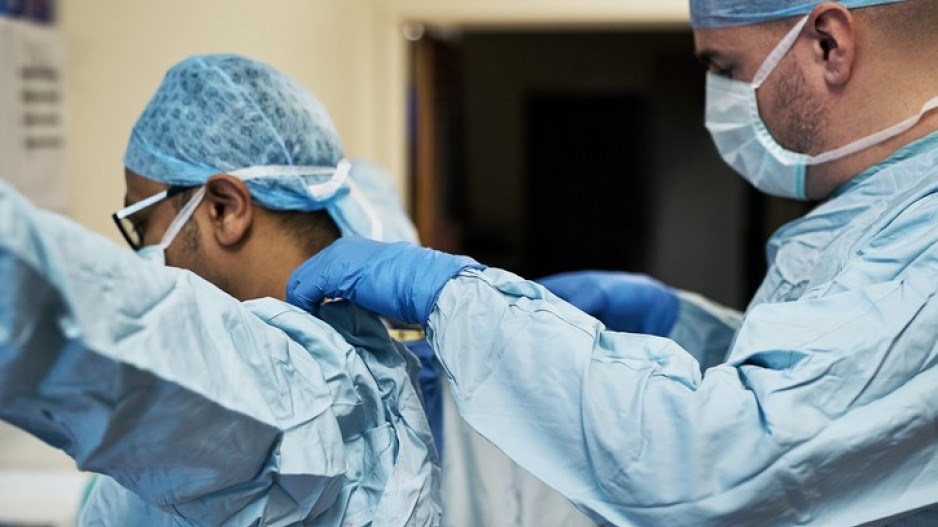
[
  {"xmin": 286, "ymin": 237, "xmax": 484, "ymax": 324},
  {"xmin": 538, "ymin": 271, "xmax": 679, "ymax": 336}
]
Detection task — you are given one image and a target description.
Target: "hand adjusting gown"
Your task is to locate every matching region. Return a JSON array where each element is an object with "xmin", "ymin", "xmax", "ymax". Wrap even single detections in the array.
[{"xmin": 427, "ymin": 134, "xmax": 938, "ymax": 526}]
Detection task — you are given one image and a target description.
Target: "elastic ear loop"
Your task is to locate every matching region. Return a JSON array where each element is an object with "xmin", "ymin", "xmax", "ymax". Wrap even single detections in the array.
[
  {"xmin": 752, "ymin": 15, "xmax": 810, "ymax": 88},
  {"xmin": 158, "ymin": 186, "xmax": 207, "ymax": 248},
  {"xmin": 345, "ymin": 178, "xmax": 384, "ymax": 241},
  {"xmin": 806, "ymin": 97, "xmax": 938, "ymax": 165},
  {"xmin": 751, "ymin": 14, "xmax": 938, "ymax": 166},
  {"xmin": 224, "ymin": 158, "xmax": 387, "ymax": 239}
]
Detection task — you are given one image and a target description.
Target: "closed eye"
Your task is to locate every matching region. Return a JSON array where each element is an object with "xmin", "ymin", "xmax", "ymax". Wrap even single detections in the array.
[
  {"xmin": 712, "ymin": 66, "xmax": 735, "ymax": 78},
  {"xmin": 696, "ymin": 50, "xmax": 735, "ymax": 78}
]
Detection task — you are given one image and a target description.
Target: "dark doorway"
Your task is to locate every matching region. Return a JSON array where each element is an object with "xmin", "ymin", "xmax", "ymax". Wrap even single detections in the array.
[
  {"xmin": 524, "ymin": 94, "xmax": 651, "ymax": 279},
  {"xmin": 408, "ymin": 28, "xmax": 809, "ymax": 310}
]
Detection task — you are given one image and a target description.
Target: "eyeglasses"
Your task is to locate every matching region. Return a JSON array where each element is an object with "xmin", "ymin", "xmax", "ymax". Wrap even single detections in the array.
[{"xmin": 112, "ymin": 186, "xmax": 193, "ymax": 250}]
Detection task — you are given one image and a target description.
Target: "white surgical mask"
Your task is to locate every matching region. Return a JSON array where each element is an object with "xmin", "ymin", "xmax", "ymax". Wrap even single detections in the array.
[
  {"xmin": 137, "ymin": 187, "xmax": 206, "ymax": 266},
  {"xmin": 705, "ymin": 15, "xmax": 938, "ymax": 200}
]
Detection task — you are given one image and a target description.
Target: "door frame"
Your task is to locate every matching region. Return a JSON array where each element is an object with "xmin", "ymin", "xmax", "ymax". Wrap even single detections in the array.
[{"xmin": 363, "ymin": 0, "xmax": 689, "ymax": 206}]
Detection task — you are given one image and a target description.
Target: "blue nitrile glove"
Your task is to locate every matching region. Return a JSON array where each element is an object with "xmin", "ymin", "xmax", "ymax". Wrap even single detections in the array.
[
  {"xmin": 538, "ymin": 271, "xmax": 679, "ymax": 337},
  {"xmin": 287, "ymin": 237, "xmax": 484, "ymax": 325}
]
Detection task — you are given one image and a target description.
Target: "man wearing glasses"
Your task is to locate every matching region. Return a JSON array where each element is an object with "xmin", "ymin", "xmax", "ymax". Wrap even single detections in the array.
[{"xmin": 0, "ymin": 54, "xmax": 440, "ymax": 526}]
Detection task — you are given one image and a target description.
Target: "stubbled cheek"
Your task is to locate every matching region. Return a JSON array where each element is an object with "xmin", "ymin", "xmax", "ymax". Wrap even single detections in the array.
[{"xmin": 759, "ymin": 65, "xmax": 826, "ymax": 155}]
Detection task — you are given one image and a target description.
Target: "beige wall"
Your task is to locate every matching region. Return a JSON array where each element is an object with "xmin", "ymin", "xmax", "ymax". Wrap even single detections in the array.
[
  {"xmin": 62, "ymin": 0, "xmax": 688, "ymax": 239},
  {"xmin": 2, "ymin": 0, "xmax": 379, "ymax": 481},
  {"xmin": 375, "ymin": 0, "xmax": 687, "ymax": 25},
  {"xmin": 62, "ymin": 0, "xmax": 375, "ymax": 237}
]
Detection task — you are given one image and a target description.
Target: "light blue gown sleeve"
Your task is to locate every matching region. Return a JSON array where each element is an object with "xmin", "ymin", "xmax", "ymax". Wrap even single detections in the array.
[
  {"xmin": 428, "ymin": 213, "xmax": 938, "ymax": 526},
  {"xmin": 668, "ymin": 290, "xmax": 742, "ymax": 371},
  {"xmin": 0, "ymin": 180, "xmax": 349, "ymax": 525}
]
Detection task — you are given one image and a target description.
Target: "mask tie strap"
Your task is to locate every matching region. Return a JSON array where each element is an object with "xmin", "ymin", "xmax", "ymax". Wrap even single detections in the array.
[
  {"xmin": 345, "ymin": 178, "xmax": 384, "ymax": 240},
  {"xmin": 306, "ymin": 159, "xmax": 351, "ymax": 200},
  {"xmin": 227, "ymin": 159, "xmax": 351, "ymax": 201},
  {"xmin": 158, "ymin": 186, "xmax": 206, "ymax": 248},
  {"xmin": 806, "ymin": 96, "xmax": 938, "ymax": 165},
  {"xmin": 753, "ymin": 15, "xmax": 810, "ymax": 88}
]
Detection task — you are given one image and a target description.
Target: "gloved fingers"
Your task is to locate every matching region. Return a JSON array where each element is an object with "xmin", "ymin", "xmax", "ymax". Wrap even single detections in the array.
[
  {"xmin": 286, "ymin": 239, "xmax": 353, "ymax": 311},
  {"xmin": 286, "ymin": 267, "xmax": 327, "ymax": 312},
  {"xmin": 535, "ymin": 270, "xmax": 680, "ymax": 336},
  {"xmin": 536, "ymin": 273, "xmax": 584, "ymax": 301},
  {"xmin": 641, "ymin": 287, "xmax": 681, "ymax": 337},
  {"xmin": 537, "ymin": 271, "xmax": 610, "ymax": 316},
  {"xmin": 287, "ymin": 236, "xmax": 485, "ymax": 325}
]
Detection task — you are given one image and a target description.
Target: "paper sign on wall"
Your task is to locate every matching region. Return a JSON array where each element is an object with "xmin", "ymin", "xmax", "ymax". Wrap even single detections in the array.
[{"xmin": 0, "ymin": 15, "xmax": 66, "ymax": 212}]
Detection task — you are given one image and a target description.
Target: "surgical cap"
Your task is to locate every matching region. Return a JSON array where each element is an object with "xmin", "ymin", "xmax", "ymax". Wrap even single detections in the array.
[
  {"xmin": 126, "ymin": 54, "xmax": 417, "ymax": 243},
  {"xmin": 690, "ymin": 0, "xmax": 910, "ymax": 28}
]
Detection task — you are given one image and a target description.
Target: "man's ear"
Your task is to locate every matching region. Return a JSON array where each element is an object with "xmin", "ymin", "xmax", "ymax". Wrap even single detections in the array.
[
  {"xmin": 809, "ymin": 2, "xmax": 857, "ymax": 87},
  {"xmin": 204, "ymin": 174, "xmax": 254, "ymax": 247}
]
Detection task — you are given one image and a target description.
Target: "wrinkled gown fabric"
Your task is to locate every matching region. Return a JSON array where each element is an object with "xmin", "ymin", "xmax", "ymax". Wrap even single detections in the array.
[
  {"xmin": 428, "ymin": 134, "xmax": 938, "ymax": 526},
  {"xmin": 0, "ymin": 179, "xmax": 440, "ymax": 526}
]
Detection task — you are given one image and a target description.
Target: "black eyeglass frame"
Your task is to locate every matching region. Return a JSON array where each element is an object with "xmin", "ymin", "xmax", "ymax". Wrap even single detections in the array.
[{"xmin": 111, "ymin": 185, "xmax": 193, "ymax": 250}]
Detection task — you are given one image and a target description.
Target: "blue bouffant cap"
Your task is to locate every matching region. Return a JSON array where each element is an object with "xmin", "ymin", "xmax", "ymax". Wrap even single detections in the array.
[
  {"xmin": 126, "ymin": 54, "xmax": 417, "ymax": 243},
  {"xmin": 690, "ymin": 0, "xmax": 910, "ymax": 28}
]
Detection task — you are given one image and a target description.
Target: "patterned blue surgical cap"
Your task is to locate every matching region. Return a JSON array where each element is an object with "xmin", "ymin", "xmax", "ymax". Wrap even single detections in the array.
[
  {"xmin": 690, "ymin": 0, "xmax": 911, "ymax": 28},
  {"xmin": 125, "ymin": 54, "xmax": 417, "ymax": 243}
]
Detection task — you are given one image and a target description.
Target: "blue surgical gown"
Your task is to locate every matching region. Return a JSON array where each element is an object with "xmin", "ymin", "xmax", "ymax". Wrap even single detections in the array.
[
  {"xmin": 0, "ymin": 180, "xmax": 440, "ymax": 526},
  {"xmin": 427, "ymin": 134, "xmax": 938, "ymax": 526}
]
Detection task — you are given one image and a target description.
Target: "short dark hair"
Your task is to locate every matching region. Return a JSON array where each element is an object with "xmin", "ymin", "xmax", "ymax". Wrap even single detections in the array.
[
  {"xmin": 272, "ymin": 209, "xmax": 341, "ymax": 256},
  {"xmin": 859, "ymin": 0, "xmax": 938, "ymax": 41},
  {"xmin": 172, "ymin": 188, "xmax": 341, "ymax": 257}
]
